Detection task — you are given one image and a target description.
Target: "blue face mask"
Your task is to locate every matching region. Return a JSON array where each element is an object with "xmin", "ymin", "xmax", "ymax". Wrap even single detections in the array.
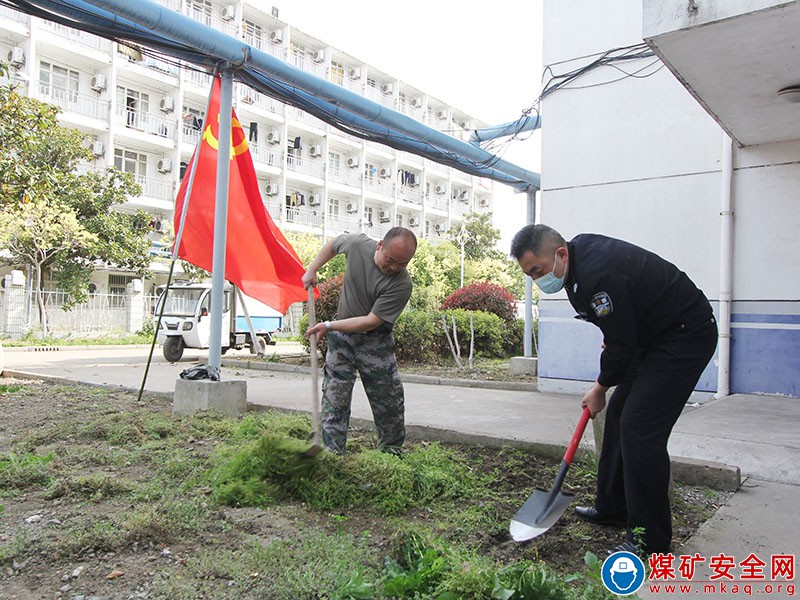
[{"xmin": 534, "ymin": 252, "xmax": 566, "ymax": 294}]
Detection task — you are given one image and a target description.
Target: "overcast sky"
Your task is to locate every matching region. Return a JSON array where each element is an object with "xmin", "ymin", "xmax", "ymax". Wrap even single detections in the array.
[{"xmin": 278, "ymin": 0, "xmax": 544, "ymax": 251}]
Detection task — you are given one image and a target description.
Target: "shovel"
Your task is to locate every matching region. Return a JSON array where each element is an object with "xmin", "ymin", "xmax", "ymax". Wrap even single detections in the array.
[
  {"xmin": 509, "ymin": 407, "xmax": 591, "ymax": 542},
  {"xmin": 300, "ymin": 287, "xmax": 323, "ymax": 458}
]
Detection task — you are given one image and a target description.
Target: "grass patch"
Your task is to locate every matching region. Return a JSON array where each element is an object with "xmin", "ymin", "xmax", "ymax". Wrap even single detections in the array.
[
  {"xmin": 0, "ymin": 451, "xmax": 54, "ymax": 493},
  {"xmin": 210, "ymin": 428, "xmax": 481, "ymax": 515}
]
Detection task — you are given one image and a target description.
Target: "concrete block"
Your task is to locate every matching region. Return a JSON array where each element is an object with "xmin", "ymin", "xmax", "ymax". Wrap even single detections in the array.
[
  {"xmin": 509, "ymin": 356, "xmax": 538, "ymax": 376},
  {"xmin": 671, "ymin": 455, "xmax": 741, "ymax": 492},
  {"xmin": 173, "ymin": 379, "xmax": 247, "ymax": 417}
]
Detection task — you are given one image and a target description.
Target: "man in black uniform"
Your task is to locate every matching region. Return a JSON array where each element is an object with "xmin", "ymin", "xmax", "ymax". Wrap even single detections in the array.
[{"xmin": 510, "ymin": 224, "xmax": 717, "ymax": 555}]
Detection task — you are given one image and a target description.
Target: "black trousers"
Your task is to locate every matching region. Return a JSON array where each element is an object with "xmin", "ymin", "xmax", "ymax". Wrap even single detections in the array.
[{"xmin": 595, "ymin": 317, "xmax": 718, "ymax": 553}]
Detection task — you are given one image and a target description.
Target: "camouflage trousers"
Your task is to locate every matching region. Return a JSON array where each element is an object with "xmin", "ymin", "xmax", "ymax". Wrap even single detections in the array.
[{"xmin": 321, "ymin": 329, "xmax": 405, "ymax": 454}]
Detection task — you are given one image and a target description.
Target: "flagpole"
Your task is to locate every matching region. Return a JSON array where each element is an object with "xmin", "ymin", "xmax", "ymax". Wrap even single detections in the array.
[{"xmin": 207, "ymin": 69, "xmax": 234, "ymax": 375}]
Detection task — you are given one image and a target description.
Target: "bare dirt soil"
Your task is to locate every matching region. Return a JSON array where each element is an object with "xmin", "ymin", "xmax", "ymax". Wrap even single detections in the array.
[{"xmin": 0, "ymin": 375, "xmax": 731, "ymax": 600}]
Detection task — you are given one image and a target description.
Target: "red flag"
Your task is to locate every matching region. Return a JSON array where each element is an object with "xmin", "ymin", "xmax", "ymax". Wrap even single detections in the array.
[{"xmin": 174, "ymin": 76, "xmax": 315, "ymax": 313}]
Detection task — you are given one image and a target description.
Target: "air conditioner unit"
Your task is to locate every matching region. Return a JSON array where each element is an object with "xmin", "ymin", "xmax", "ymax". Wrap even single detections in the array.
[
  {"xmin": 309, "ymin": 144, "xmax": 323, "ymax": 157},
  {"xmin": 269, "ymin": 29, "xmax": 283, "ymax": 43},
  {"xmin": 434, "ymin": 184, "xmax": 446, "ymax": 195},
  {"xmin": 159, "ymin": 97, "xmax": 175, "ymax": 113},
  {"xmin": 434, "ymin": 223, "xmax": 444, "ymax": 233},
  {"xmin": 221, "ymin": 4, "xmax": 236, "ymax": 20},
  {"xmin": 479, "ymin": 198, "xmax": 490, "ymax": 207},
  {"xmin": 265, "ymin": 183, "xmax": 279, "ymax": 196},
  {"xmin": 378, "ymin": 210, "xmax": 390, "ymax": 223},
  {"xmin": 380, "ymin": 83, "xmax": 393, "ymax": 95},
  {"xmin": 91, "ymin": 140, "xmax": 104, "ymax": 156},
  {"xmin": 459, "ymin": 120, "xmax": 472, "ymax": 130},
  {"xmin": 410, "ymin": 97, "xmax": 423, "ymax": 108},
  {"xmin": 312, "ymin": 49, "xmax": 325, "ymax": 63},
  {"xmin": 241, "ymin": 92, "xmax": 255, "ymax": 104},
  {"xmin": 157, "ymin": 158, "xmax": 172, "ymax": 173},
  {"xmin": 408, "ymin": 217, "xmax": 418, "ymax": 227},
  {"xmin": 152, "ymin": 219, "xmax": 164, "ymax": 232},
  {"xmin": 345, "ymin": 202, "xmax": 358, "ymax": 213},
  {"xmin": 348, "ymin": 66, "xmax": 361, "ymax": 79},
  {"xmin": 435, "ymin": 109, "xmax": 448, "ymax": 120},
  {"xmin": 346, "ymin": 156, "xmax": 359, "ymax": 168},
  {"xmin": 7, "ymin": 47, "xmax": 24, "ymax": 67},
  {"xmin": 90, "ymin": 74, "xmax": 107, "ymax": 92},
  {"xmin": 379, "ymin": 167, "xmax": 391, "ymax": 178},
  {"xmin": 267, "ymin": 129, "xmax": 281, "ymax": 144},
  {"xmin": 308, "ymin": 194, "xmax": 321, "ymax": 206},
  {"xmin": 459, "ymin": 190, "xmax": 471, "ymax": 202}
]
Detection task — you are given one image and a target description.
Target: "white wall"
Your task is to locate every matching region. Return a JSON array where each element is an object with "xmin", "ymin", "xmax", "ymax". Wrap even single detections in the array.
[{"xmin": 539, "ymin": 0, "xmax": 800, "ymax": 397}]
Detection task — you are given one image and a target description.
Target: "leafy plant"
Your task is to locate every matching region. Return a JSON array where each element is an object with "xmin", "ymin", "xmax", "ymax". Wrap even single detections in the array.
[{"xmin": 442, "ymin": 280, "xmax": 518, "ymax": 323}]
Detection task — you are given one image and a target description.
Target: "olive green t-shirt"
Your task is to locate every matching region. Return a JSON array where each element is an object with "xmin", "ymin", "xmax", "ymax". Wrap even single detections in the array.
[{"xmin": 332, "ymin": 233, "xmax": 413, "ymax": 324}]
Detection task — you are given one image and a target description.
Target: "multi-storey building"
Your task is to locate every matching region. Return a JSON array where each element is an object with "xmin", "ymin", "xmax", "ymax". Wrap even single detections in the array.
[{"xmin": 0, "ymin": 0, "xmax": 494, "ymax": 296}]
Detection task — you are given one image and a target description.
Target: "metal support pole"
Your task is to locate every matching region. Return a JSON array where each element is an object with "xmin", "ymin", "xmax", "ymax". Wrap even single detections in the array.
[
  {"xmin": 523, "ymin": 189, "xmax": 537, "ymax": 357},
  {"xmin": 208, "ymin": 70, "xmax": 234, "ymax": 373}
]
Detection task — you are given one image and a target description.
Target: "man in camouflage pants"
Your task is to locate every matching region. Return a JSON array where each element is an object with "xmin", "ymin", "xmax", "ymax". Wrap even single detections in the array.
[{"xmin": 303, "ymin": 227, "xmax": 417, "ymax": 454}]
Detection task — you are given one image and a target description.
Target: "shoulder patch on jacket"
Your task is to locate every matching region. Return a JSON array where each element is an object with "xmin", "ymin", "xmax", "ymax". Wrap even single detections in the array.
[{"xmin": 590, "ymin": 292, "xmax": 613, "ymax": 317}]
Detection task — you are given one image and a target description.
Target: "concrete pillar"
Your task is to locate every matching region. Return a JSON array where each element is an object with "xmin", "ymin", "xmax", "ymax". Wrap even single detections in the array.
[
  {"xmin": 173, "ymin": 379, "xmax": 248, "ymax": 416},
  {"xmin": 3, "ymin": 270, "xmax": 27, "ymax": 339},
  {"xmin": 126, "ymin": 278, "xmax": 144, "ymax": 333}
]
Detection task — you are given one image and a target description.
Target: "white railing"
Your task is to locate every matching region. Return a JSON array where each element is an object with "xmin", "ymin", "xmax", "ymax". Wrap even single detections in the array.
[
  {"xmin": 38, "ymin": 84, "xmax": 110, "ymax": 120},
  {"xmin": 286, "ymin": 154, "xmax": 324, "ymax": 178},
  {"xmin": 365, "ymin": 222, "xmax": 392, "ymax": 238},
  {"xmin": 398, "ymin": 185, "xmax": 424, "ymax": 204},
  {"xmin": 0, "ymin": 5, "xmax": 28, "ymax": 23},
  {"xmin": 133, "ymin": 174, "xmax": 174, "ymax": 199},
  {"xmin": 183, "ymin": 123, "xmax": 201, "ymax": 145},
  {"xmin": 427, "ymin": 195, "xmax": 449, "ymax": 211},
  {"xmin": 40, "ymin": 20, "xmax": 112, "ymax": 53},
  {"xmin": 329, "ymin": 167, "xmax": 361, "ymax": 188},
  {"xmin": 327, "ymin": 215, "xmax": 361, "ymax": 233},
  {"xmin": 184, "ymin": 67, "xmax": 212, "ymax": 89},
  {"xmin": 250, "ymin": 143, "xmax": 282, "ymax": 167},
  {"xmin": 264, "ymin": 201, "xmax": 282, "ymax": 221},
  {"xmin": 239, "ymin": 88, "xmax": 282, "ymax": 114},
  {"xmin": 286, "ymin": 207, "xmax": 323, "ymax": 227},
  {"xmin": 116, "ymin": 106, "xmax": 176, "ymax": 138},
  {"xmin": 364, "ymin": 177, "xmax": 394, "ymax": 196}
]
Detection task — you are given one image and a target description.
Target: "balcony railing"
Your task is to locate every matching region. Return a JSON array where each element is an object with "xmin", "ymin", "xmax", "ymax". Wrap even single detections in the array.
[
  {"xmin": 184, "ymin": 67, "xmax": 212, "ymax": 89},
  {"xmin": 40, "ymin": 20, "xmax": 112, "ymax": 52},
  {"xmin": 286, "ymin": 207, "xmax": 323, "ymax": 227},
  {"xmin": 0, "ymin": 5, "xmax": 28, "ymax": 23},
  {"xmin": 133, "ymin": 174, "xmax": 174, "ymax": 199},
  {"xmin": 116, "ymin": 107, "xmax": 176, "ymax": 138},
  {"xmin": 329, "ymin": 167, "xmax": 361, "ymax": 188},
  {"xmin": 286, "ymin": 154, "xmax": 324, "ymax": 178},
  {"xmin": 38, "ymin": 84, "xmax": 109, "ymax": 120},
  {"xmin": 398, "ymin": 185, "xmax": 424, "ymax": 204},
  {"xmin": 427, "ymin": 195, "xmax": 449, "ymax": 211},
  {"xmin": 328, "ymin": 215, "xmax": 361, "ymax": 233},
  {"xmin": 364, "ymin": 177, "xmax": 393, "ymax": 196},
  {"xmin": 182, "ymin": 123, "xmax": 201, "ymax": 145},
  {"xmin": 250, "ymin": 143, "xmax": 282, "ymax": 167},
  {"xmin": 264, "ymin": 201, "xmax": 282, "ymax": 221},
  {"xmin": 239, "ymin": 87, "xmax": 282, "ymax": 114},
  {"xmin": 365, "ymin": 222, "xmax": 392, "ymax": 238}
]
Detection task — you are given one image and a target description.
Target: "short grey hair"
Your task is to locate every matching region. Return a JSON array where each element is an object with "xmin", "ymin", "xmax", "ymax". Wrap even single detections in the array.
[
  {"xmin": 383, "ymin": 227, "xmax": 417, "ymax": 250},
  {"xmin": 510, "ymin": 224, "xmax": 566, "ymax": 259}
]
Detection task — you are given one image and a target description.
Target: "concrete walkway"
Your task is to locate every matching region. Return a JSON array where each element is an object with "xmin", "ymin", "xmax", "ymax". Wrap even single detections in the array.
[{"xmin": 1, "ymin": 344, "xmax": 798, "ymax": 598}]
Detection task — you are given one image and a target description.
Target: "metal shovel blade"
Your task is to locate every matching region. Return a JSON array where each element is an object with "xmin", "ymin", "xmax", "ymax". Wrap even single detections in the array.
[{"xmin": 509, "ymin": 488, "xmax": 576, "ymax": 542}]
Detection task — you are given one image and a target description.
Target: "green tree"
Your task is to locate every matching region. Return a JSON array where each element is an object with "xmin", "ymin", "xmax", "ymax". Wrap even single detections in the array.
[
  {"xmin": 449, "ymin": 211, "xmax": 502, "ymax": 261},
  {"xmin": 0, "ymin": 63, "xmax": 153, "ymax": 330}
]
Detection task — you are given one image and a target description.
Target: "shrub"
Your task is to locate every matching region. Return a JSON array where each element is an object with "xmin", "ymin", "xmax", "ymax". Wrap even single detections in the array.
[
  {"xmin": 300, "ymin": 273, "xmax": 343, "ymax": 356},
  {"xmin": 441, "ymin": 281, "xmax": 517, "ymax": 323},
  {"xmin": 393, "ymin": 309, "xmax": 443, "ymax": 363}
]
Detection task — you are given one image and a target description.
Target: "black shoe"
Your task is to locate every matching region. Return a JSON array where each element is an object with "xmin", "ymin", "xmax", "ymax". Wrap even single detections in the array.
[
  {"xmin": 609, "ymin": 540, "xmax": 642, "ymax": 556},
  {"xmin": 574, "ymin": 506, "xmax": 627, "ymax": 527}
]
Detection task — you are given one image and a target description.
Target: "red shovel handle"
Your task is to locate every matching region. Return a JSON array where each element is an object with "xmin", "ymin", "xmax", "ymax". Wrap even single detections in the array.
[{"xmin": 563, "ymin": 407, "xmax": 591, "ymax": 465}]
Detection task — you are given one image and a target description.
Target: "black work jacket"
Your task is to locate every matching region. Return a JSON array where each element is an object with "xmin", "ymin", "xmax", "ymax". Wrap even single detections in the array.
[{"xmin": 564, "ymin": 234, "xmax": 713, "ymax": 387}]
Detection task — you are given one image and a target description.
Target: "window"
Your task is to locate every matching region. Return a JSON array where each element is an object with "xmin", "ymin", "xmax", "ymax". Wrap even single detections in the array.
[
  {"xmin": 117, "ymin": 86, "xmax": 150, "ymax": 129},
  {"xmin": 395, "ymin": 213, "xmax": 404, "ymax": 227},
  {"xmin": 39, "ymin": 61, "xmax": 79, "ymax": 103},
  {"xmin": 108, "ymin": 274, "xmax": 134, "ymax": 307},
  {"xmin": 243, "ymin": 20, "xmax": 263, "ymax": 47},
  {"xmin": 365, "ymin": 162, "xmax": 378, "ymax": 181},
  {"xmin": 327, "ymin": 197, "xmax": 340, "ymax": 217},
  {"xmin": 364, "ymin": 206, "xmax": 374, "ymax": 227},
  {"xmin": 114, "ymin": 148, "xmax": 148, "ymax": 179},
  {"xmin": 330, "ymin": 61, "xmax": 345, "ymax": 86},
  {"xmin": 187, "ymin": 0, "xmax": 212, "ymax": 25},
  {"xmin": 328, "ymin": 151, "xmax": 341, "ymax": 171}
]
